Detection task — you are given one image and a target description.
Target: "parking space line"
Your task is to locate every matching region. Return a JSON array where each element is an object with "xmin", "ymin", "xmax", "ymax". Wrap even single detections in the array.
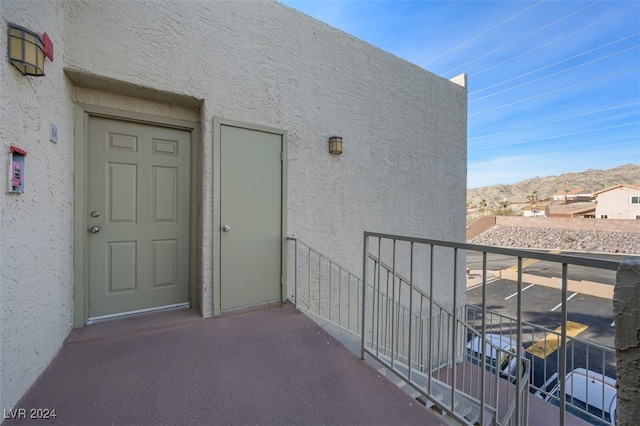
[
  {"xmin": 525, "ymin": 320, "xmax": 589, "ymax": 359},
  {"xmin": 550, "ymin": 292, "xmax": 578, "ymax": 311},
  {"xmin": 505, "ymin": 250, "xmax": 562, "ymax": 272},
  {"xmin": 504, "ymin": 283, "xmax": 535, "ymax": 300}
]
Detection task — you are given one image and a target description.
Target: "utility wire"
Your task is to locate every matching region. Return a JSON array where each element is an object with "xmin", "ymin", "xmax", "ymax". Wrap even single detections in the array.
[
  {"xmin": 470, "ymin": 122, "xmax": 640, "ymax": 151},
  {"xmin": 469, "ymin": 3, "xmax": 640, "ymax": 78},
  {"xmin": 443, "ymin": 0, "xmax": 602, "ymax": 76},
  {"xmin": 470, "ymin": 32, "xmax": 640, "ymax": 96},
  {"xmin": 470, "ymin": 45, "xmax": 640, "ymax": 103},
  {"xmin": 469, "ymin": 66, "xmax": 639, "ymax": 117},
  {"xmin": 469, "ymin": 102, "xmax": 640, "ymax": 141},
  {"xmin": 532, "ymin": 140, "xmax": 639, "ymax": 157},
  {"xmin": 419, "ymin": 0, "xmax": 544, "ymax": 67}
]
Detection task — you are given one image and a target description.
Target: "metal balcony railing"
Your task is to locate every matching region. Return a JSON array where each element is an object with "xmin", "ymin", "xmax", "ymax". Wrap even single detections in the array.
[{"xmin": 287, "ymin": 234, "xmax": 621, "ymax": 426}]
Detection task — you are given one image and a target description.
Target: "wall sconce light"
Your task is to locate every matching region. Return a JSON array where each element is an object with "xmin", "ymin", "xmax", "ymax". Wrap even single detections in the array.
[
  {"xmin": 7, "ymin": 23, "xmax": 45, "ymax": 76},
  {"xmin": 329, "ymin": 136, "xmax": 343, "ymax": 155}
]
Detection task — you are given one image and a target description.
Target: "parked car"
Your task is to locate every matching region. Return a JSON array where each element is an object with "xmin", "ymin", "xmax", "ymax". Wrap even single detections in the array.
[
  {"xmin": 544, "ymin": 368, "xmax": 617, "ymax": 426},
  {"xmin": 466, "ymin": 333, "xmax": 527, "ymax": 382}
]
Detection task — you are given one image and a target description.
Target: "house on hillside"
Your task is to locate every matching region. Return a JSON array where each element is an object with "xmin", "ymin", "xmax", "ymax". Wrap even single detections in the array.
[
  {"xmin": 523, "ymin": 203, "xmax": 548, "ymax": 217},
  {"xmin": 1, "ymin": 0, "xmax": 467, "ymax": 412},
  {"xmin": 546, "ymin": 202, "xmax": 596, "ymax": 218},
  {"xmin": 552, "ymin": 189, "xmax": 593, "ymax": 203},
  {"xmin": 593, "ymin": 183, "xmax": 640, "ymax": 219}
]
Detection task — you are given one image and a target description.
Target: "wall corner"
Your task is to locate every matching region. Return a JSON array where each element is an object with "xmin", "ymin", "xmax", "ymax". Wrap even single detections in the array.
[
  {"xmin": 450, "ymin": 73, "xmax": 467, "ymax": 89},
  {"xmin": 613, "ymin": 258, "xmax": 640, "ymax": 425}
]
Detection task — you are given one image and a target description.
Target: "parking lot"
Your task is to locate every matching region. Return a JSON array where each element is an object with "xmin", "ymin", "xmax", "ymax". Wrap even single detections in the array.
[{"xmin": 465, "ymin": 272, "xmax": 617, "ymax": 393}]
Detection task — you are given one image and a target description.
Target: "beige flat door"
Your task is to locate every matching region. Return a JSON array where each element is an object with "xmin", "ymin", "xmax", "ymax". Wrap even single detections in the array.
[
  {"xmin": 87, "ymin": 116, "xmax": 191, "ymax": 319},
  {"xmin": 220, "ymin": 125, "xmax": 282, "ymax": 311}
]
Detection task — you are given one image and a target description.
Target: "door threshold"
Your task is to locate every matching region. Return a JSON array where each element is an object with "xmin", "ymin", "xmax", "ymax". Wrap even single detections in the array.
[
  {"xmin": 88, "ymin": 303, "xmax": 190, "ymax": 324},
  {"xmin": 218, "ymin": 300, "xmax": 287, "ymax": 318},
  {"xmin": 66, "ymin": 304, "xmax": 200, "ymax": 346}
]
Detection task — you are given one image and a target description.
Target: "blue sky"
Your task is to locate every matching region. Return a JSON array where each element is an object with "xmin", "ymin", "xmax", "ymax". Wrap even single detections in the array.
[{"xmin": 280, "ymin": 0, "xmax": 640, "ymax": 188}]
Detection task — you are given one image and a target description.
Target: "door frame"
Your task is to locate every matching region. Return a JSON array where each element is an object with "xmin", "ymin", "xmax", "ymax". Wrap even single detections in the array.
[
  {"xmin": 73, "ymin": 104, "xmax": 200, "ymax": 327},
  {"xmin": 212, "ymin": 118, "xmax": 288, "ymax": 316}
]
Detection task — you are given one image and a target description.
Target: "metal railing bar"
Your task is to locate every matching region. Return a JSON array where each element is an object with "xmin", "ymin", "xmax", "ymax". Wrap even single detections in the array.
[
  {"xmin": 288, "ymin": 237, "xmax": 362, "ymax": 279},
  {"xmin": 361, "ymin": 234, "xmax": 369, "ymax": 360},
  {"xmin": 428, "ymin": 244, "xmax": 434, "ymax": 395},
  {"xmin": 294, "ymin": 238, "xmax": 299, "ymax": 308},
  {"xmin": 480, "ymin": 251, "xmax": 487, "ymax": 426},
  {"xmin": 339, "ymin": 269, "xmax": 342, "ymax": 328},
  {"xmin": 408, "ymin": 241, "xmax": 414, "ymax": 381},
  {"xmin": 559, "ymin": 263, "xmax": 568, "ymax": 426},
  {"xmin": 377, "ymin": 239, "xmax": 383, "ymax": 357},
  {"xmin": 516, "ymin": 257, "xmax": 523, "ymax": 423},
  {"xmin": 363, "ymin": 232, "xmax": 620, "ymax": 270},
  {"xmin": 308, "ymin": 247, "xmax": 311, "ymax": 312},
  {"xmin": 451, "ymin": 247, "xmax": 458, "ymax": 414},
  {"xmin": 318, "ymin": 254, "xmax": 322, "ymax": 316}
]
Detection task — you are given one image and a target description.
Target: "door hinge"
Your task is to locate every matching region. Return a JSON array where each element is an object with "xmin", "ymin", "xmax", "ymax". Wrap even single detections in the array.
[
  {"xmin": 281, "ymin": 152, "xmax": 284, "ymax": 162},
  {"xmin": 280, "ymin": 275, "xmax": 284, "ymax": 286}
]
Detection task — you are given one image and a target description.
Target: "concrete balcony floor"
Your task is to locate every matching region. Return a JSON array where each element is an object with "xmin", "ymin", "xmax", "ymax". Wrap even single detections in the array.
[{"xmin": 5, "ymin": 305, "xmax": 446, "ymax": 426}]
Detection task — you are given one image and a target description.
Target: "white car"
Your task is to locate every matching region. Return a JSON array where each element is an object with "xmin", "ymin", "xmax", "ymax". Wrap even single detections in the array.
[
  {"xmin": 466, "ymin": 333, "xmax": 526, "ymax": 381},
  {"xmin": 545, "ymin": 368, "xmax": 617, "ymax": 426}
]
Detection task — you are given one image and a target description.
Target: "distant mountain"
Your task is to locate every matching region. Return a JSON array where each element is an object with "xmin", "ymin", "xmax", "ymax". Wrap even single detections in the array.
[{"xmin": 467, "ymin": 164, "xmax": 640, "ymax": 205}]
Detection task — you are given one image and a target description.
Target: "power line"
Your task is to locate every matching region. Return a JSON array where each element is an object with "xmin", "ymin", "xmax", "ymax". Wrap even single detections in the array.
[
  {"xmin": 531, "ymin": 140, "xmax": 640, "ymax": 158},
  {"xmin": 442, "ymin": 0, "xmax": 602, "ymax": 76},
  {"xmin": 469, "ymin": 3, "xmax": 640, "ymax": 79},
  {"xmin": 419, "ymin": 0, "xmax": 544, "ymax": 68},
  {"xmin": 470, "ymin": 122, "xmax": 640, "ymax": 151},
  {"xmin": 469, "ymin": 66, "xmax": 640, "ymax": 118},
  {"xmin": 470, "ymin": 32, "xmax": 640, "ymax": 96},
  {"xmin": 470, "ymin": 45, "xmax": 640, "ymax": 103},
  {"xmin": 469, "ymin": 102, "xmax": 640, "ymax": 142}
]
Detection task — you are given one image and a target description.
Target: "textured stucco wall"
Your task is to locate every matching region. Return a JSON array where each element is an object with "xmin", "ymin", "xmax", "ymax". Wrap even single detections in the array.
[
  {"xmin": 613, "ymin": 259, "xmax": 640, "ymax": 426},
  {"xmin": 1, "ymin": 0, "xmax": 74, "ymax": 412},
  {"xmin": 596, "ymin": 186, "xmax": 640, "ymax": 220},
  {"xmin": 63, "ymin": 0, "xmax": 466, "ymax": 308},
  {"xmin": 1, "ymin": 0, "xmax": 467, "ymax": 409}
]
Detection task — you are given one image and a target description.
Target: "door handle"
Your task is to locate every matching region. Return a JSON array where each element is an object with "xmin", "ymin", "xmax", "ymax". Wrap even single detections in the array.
[
  {"xmin": 89, "ymin": 226, "xmax": 100, "ymax": 233},
  {"xmin": 222, "ymin": 224, "xmax": 231, "ymax": 232}
]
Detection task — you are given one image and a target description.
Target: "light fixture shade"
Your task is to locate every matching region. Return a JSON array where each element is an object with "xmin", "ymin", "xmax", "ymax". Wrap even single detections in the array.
[
  {"xmin": 329, "ymin": 136, "xmax": 343, "ymax": 154},
  {"xmin": 7, "ymin": 23, "xmax": 45, "ymax": 76}
]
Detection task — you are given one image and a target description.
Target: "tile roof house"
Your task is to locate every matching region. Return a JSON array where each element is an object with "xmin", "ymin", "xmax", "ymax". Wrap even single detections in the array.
[{"xmin": 552, "ymin": 189, "xmax": 593, "ymax": 203}]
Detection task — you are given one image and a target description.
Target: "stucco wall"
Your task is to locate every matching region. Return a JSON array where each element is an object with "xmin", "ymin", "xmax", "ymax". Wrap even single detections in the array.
[
  {"xmin": 63, "ymin": 0, "xmax": 466, "ymax": 302},
  {"xmin": 1, "ymin": 0, "xmax": 75, "ymax": 412},
  {"xmin": 1, "ymin": 0, "xmax": 467, "ymax": 410}
]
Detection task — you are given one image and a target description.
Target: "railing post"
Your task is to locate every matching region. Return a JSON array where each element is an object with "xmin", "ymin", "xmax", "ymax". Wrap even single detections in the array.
[
  {"xmin": 516, "ymin": 256, "xmax": 523, "ymax": 424},
  {"xmin": 391, "ymin": 238, "xmax": 397, "ymax": 368},
  {"xmin": 451, "ymin": 247, "xmax": 458, "ymax": 413},
  {"xmin": 480, "ymin": 251, "xmax": 487, "ymax": 426},
  {"xmin": 294, "ymin": 238, "xmax": 298, "ymax": 309},
  {"xmin": 427, "ymin": 244, "xmax": 434, "ymax": 395},
  {"xmin": 559, "ymin": 263, "xmax": 568, "ymax": 426},
  {"xmin": 408, "ymin": 242, "xmax": 414, "ymax": 381},
  {"xmin": 361, "ymin": 232, "xmax": 369, "ymax": 360}
]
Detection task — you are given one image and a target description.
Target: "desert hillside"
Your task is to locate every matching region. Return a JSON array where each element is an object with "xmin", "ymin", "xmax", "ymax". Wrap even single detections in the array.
[{"xmin": 467, "ymin": 164, "xmax": 640, "ymax": 205}]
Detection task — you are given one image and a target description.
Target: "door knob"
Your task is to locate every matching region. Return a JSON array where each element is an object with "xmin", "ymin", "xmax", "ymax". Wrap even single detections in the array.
[
  {"xmin": 89, "ymin": 226, "xmax": 100, "ymax": 233},
  {"xmin": 222, "ymin": 224, "xmax": 231, "ymax": 232},
  {"xmin": 91, "ymin": 210, "xmax": 101, "ymax": 218}
]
